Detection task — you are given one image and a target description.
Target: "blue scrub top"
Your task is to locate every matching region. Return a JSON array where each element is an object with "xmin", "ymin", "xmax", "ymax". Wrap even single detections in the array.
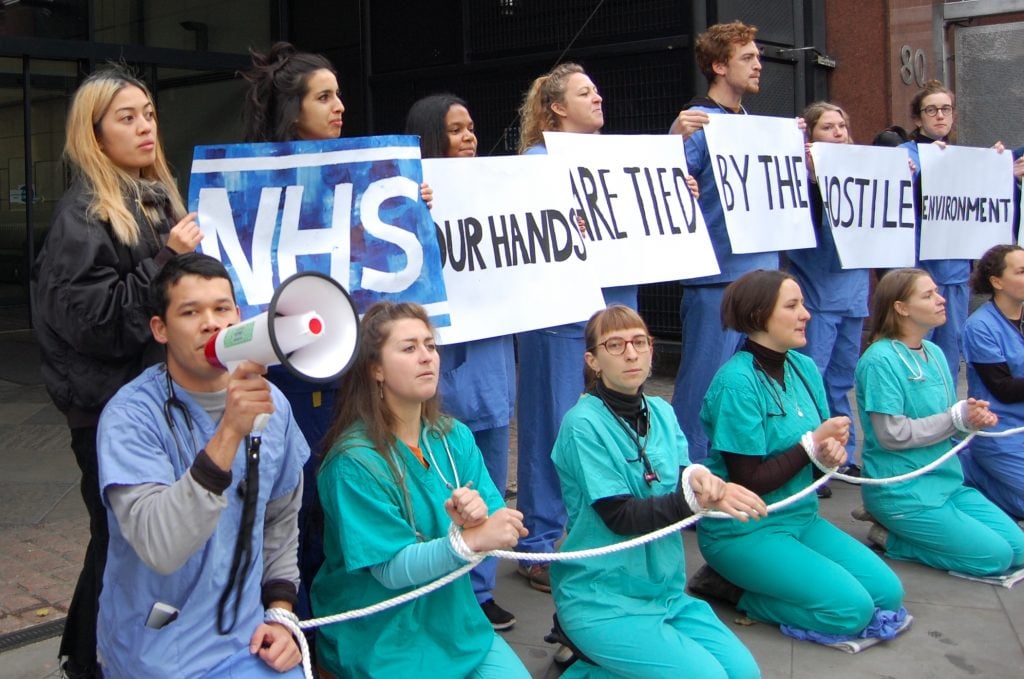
[
  {"xmin": 439, "ymin": 336, "xmax": 515, "ymax": 432},
  {"xmin": 787, "ymin": 183, "xmax": 869, "ymax": 315},
  {"xmin": 901, "ymin": 138, "xmax": 970, "ymax": 284},
  {"xmin": 96, "ymin": 365, "xmax": 308, "ymax": 679},
  {"xmin": 964, "ymin": 301, "xmax": 1024, "ymax": 456}
]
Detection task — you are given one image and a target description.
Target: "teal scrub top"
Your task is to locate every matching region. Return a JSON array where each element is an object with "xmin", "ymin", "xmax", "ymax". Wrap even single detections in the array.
[
  {"xmin": 312, "ymin": 418, "xmax": 503, "ymax": 678},
  {"xmin": 550, "ymin": 394, "xmax": 692, "ymax": 624},
  {"xmin": 699, "ymin": 350, "xmax": 826, "ymax": 539},
  {"xmin": 855, "ymin": 339, "xmax": 964, "ymax": 512}
]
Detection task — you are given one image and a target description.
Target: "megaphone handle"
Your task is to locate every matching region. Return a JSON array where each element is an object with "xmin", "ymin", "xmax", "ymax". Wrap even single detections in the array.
[{"xmin": 252, "ymin": 413, "xmax": 270, "ymax": 434}]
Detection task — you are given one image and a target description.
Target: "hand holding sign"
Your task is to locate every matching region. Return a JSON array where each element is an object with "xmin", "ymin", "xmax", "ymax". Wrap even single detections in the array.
[{"xmin": 702, "ymin": 115, "xmax": 815, "ymax": 253}]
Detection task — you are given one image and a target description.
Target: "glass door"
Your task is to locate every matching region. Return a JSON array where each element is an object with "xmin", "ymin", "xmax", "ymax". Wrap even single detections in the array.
[{"xmin": 0, "ymin": 57, "xmax": 79, "ymax": 330}]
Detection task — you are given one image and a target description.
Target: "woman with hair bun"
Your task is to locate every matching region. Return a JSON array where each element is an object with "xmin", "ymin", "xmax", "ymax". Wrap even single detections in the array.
[{"xmin": 855, "ymin": 267, "xmax": 1024, "ymax": 575}]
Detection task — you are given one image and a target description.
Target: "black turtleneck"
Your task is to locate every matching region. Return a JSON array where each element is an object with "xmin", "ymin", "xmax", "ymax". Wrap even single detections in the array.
[
  {"xmin": 589, "ymin": 380, "xmax": 694, "ymax": 536},
  {"xmin": 717, "ymin": 341, "xmax": 814, "ymax": 495},
  {"xmin": 744, "ymin": 338, "xmax": 787, "ymax": 385}
]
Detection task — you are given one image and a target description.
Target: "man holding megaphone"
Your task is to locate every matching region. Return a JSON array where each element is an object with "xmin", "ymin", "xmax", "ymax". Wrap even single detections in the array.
[{"xmin": 94, "ymin": 253, "xmax": 309, "ymax": 678}]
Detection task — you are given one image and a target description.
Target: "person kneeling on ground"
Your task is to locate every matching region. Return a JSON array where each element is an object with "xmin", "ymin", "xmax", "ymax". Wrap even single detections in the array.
[{"xmin": 96, "ymin": 253, "xmax": 308, "ymax": 677}]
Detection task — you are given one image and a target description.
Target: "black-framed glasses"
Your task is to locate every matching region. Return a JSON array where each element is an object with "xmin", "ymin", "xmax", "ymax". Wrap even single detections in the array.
[
  {"xmin": 594, "ymin": 335, "xmax": 653, "ymax": 355},
  {"xmin": 921, "ymin": 105, "xmax": 954, "ymax": 117}
]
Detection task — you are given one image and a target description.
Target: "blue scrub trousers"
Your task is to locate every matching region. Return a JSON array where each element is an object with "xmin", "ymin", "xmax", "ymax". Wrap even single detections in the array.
[
  {"xmin": 874, "ymin": 485, "xmax": 1024, "ymax": 576},
  {"xmin": 672, "ymin": 285, "xmax": 744, "ymax": 462},
  {"xmin": 515, "ymin": 330, "xmax": 580, "ymax": 557},
  {"xmin": 469, "ymin": 425, "xmax": 511, "ymax": 603},
  {"xmin": 560, "ymin": 596, "xmax": 760, "ymax": 679},
  {"xmin": 699, "ymin": 515, "xmax": 904, "ymax": 636},
  {"xmin": 926, "ymin": 282, "xmax": 968, "ymax": 382},
  {"xmin": 797, "ymin": 310, "xmax": 864, "ymax": 464},
  {"xmin": 962, "ymin": 446, "xmax": 1024, "ymax": 520}
]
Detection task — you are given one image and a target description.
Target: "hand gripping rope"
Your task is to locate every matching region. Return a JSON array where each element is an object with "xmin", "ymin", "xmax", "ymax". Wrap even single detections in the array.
[{"xmin": 269, "ymin": 423, "xmax": 1024, "ymax": 678}]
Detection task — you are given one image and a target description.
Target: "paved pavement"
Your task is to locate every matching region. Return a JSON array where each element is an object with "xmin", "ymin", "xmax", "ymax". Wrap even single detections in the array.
[{"xmin": 2, "ymin": 329, "xmax": 1023, "ymax": 678}]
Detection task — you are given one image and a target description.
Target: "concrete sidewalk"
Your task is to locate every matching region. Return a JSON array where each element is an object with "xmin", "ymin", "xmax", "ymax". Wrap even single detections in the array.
[{"xmin": 1, "ymin": 328, "xmax": 1023, "ymax": 678}]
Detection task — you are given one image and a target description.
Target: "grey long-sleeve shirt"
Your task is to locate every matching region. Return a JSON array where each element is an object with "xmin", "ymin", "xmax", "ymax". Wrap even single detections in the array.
[
  {"xmin": 870, "ymin": 410, "xmax": 958, "ymax": 450},
  {"xmin": 107, "ymin": 472, "xmax": 302, "ymax": 588}
]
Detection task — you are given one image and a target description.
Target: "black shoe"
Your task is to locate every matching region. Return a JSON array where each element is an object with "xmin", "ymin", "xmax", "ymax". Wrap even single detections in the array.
[
  {"xmin": 480, "ymin": 599, "xmax": 516, "ymax": 631},
  {"xmin": 688, "ymin": 564, "xmax": 743, "ymax": 606},
  {"xmin": 816, "ymin": 484, "xmax": 833, "ymax": 499},
  {"xmin": 61, "ymin": 660, "xmax": 102, "ymax": 679},
  {"xmin": 839, "ymin": 463, "xmax": 862, "ymax": 478}
]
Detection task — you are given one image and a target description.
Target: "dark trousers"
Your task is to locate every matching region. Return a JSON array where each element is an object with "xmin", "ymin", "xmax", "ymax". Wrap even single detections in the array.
[{"xmin": 59, "ymin": 426, "xmax": 107, "ymax": 677}]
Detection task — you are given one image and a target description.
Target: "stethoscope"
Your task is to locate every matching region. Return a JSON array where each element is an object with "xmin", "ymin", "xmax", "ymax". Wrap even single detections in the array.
[
  {"xmin": 390, "ymin": 422, "xmax": 462, "ymax": 541},
  {"xmin": 162, "ymin": 368, "xmax": 200, "ymax": 470},
  {"xmin": 752, "ymin": 355, "xmax": 820, "ymax": 419},
  {"xmin": 890, "ymin": 340, "xmax": 927, "ymax": 382},
  {"xmin": 161, "ymin": 366, "xmax": 261, "ymax": 635},
  {"xmin": 419, "ymin": 423, "xmax": 462, "ymax": 490},
  {"xmin": 890, "ymin": 340, "xmax": 953, "ymax": 402},
  {"xmin": 596, "ymin": 392, "xmax": 660, "ymax": 486}
]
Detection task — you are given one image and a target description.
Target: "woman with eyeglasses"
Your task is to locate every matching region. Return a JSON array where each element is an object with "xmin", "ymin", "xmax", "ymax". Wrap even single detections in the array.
[
  {"xmin": 855, "ymin": 267, "xmax": 1024, "ymax": 576},
  {"xmin": 898, "ymin": 80, "xmax": 1009, "ymax": 381},
  {"xmin": 695, "ymin": 270, "xmax": 905, "ymax": 641},
  {"xmin": 549, "ymin": 304, "xmax": 764, "ymax": 678}
]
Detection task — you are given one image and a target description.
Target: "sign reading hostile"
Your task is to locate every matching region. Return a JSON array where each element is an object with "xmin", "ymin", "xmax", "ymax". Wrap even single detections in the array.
[
  {"xmin": 918, "ymin": 144, "xmax": 1014, "ymax": 260},
  {"xmin": 423, "ymin": 155, "xmax": 605, "ymax": 344},
  {"xmin": 541, "ymin": 132, "xmax": 719, "ymax": 283},
  {"xmin": 702, "ymin": 114, "xmax": 816, "ymax": 253},
  {"xmin": 806, "ymin": 143, "xmax": 916, "ymax": 268},
  {"xmin": 188, "ymin": 136, "xmax": 449, "ymax": 324}
]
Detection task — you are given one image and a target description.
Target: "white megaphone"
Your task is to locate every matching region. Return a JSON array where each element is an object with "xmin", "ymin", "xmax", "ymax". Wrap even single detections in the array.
[{"xmin": 204, "ymin": 271, "xmax": 360, "ymax": 385}]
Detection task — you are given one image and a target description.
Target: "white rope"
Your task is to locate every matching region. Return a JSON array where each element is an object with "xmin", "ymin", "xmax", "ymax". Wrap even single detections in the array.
[
  {"xmin": 284, "ymin": 422, "xmax": 1024, "ymax": 677},
  {"xmin": 813, "ymin": 423, "xmax": 1024, "ymax": 485},
  {"xmin": 264, "ymin": 607, "xmax": 312, "ymax": 679}
]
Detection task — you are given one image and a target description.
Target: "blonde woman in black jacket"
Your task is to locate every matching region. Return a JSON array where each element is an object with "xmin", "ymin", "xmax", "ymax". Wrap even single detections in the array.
[{"xmin": 31, "ymin": 67, "xmax": 200, "ymax": 678}]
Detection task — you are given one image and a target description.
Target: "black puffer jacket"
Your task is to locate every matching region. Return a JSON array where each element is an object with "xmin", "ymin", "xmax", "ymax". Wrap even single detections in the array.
[{"xmin": 31, "ymin": 176, "xmax": 175, "ymax": 427}]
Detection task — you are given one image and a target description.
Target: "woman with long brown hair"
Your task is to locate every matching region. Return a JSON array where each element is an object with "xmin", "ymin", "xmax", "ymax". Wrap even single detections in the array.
[
  {"xmin": 854, "ymin": 268, "xmax": 1024, "ymax": 575},
  {"xmin": 311, "ymin": 302, "xmax": 529, "ymax": 678}
]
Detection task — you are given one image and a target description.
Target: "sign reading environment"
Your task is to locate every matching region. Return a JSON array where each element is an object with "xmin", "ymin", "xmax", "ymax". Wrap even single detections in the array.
[
  {"xmin": 541, "ymin": 132, "xmax": 719, "ymax": 283},
  {"xmin": 702, "ymin": 114, "xmax": 816, "ymax": 253},
  {"xmin": 188, "ymin": 136, "xmax": 449, "ymax": 324},
  {"xmin": 423, "ymin": 155, "xmax": 605, "ymax": 344},
  {"xmin": 807, "ymin": 143, "xmax": 916, "ymax": 268},
  {"xmin": 918, "ymin": 144, "xmax": 1014, "ymax": 260}
]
